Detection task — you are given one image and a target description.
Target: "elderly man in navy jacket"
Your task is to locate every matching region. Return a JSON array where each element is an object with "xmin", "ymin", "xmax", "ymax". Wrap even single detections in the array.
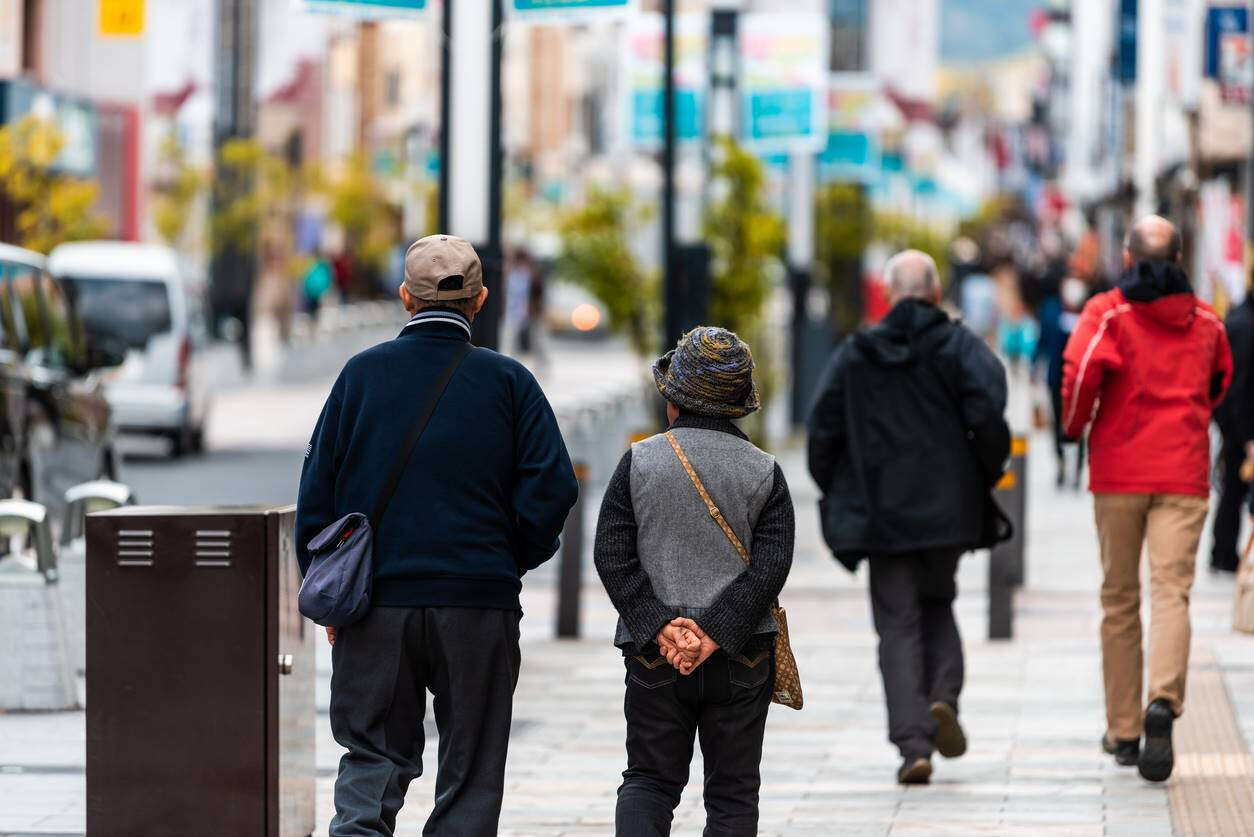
[{"xmin": 296, "ymin": 235, "xmax": 578, "ymax": 836}]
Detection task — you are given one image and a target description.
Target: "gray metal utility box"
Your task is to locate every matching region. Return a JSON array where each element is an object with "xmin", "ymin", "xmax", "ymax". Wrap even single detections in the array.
[{"xmin": 86, "ymin": 505, "xmax": 315, "ymax": 837}]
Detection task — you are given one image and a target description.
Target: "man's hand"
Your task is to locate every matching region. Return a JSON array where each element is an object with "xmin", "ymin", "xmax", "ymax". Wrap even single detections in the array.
[
  {"xmin": 667, "ymin": 618, "xmax": 719, "ymax": 675},
  {"xmin": 325, "ymin": 627, "xmax": 337, "ymax": 646},
  {"xmin": 656, "ymin": 623, "xmax": 699, "ymax": 666}
]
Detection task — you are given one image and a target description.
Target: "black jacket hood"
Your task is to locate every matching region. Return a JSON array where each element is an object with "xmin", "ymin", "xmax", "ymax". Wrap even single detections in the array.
[
  {"xmin": 853, "ymin": 299, "xmax": 951, "ymax": 367},
  {"xmin": 1118, "ymin": 259, "xmax": 1193, "ymax": 302}
]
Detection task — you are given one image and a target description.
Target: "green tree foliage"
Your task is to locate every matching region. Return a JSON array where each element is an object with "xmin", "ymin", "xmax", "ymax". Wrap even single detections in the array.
[
  {"xmin": 556, "ymin": 187, "xmax": 657, "ymax": 356},
  {"xmin": 210, "ymin": 138, "xmax": 293, "ymax": 259},
  {"xmin": 703, "ymin": 139, "xmax": 784, "ymax": 336},
  {"xmin": 0, "ymin": 116, "xmax": 108, "ymax": 253},
  {"xmin": 815, "ymin": 182, "xmax": 873, "ymax": 335},
  {"xmin": 816, "ymin": 181, "xmax": 953, "ymax": 333},
  {"xmin": 152, "ymin": 132, "xmax": 205, "ymax": 247},
  {"xmin": 324, "ymin": 152, "xmax": 396, "ymax": 275}
]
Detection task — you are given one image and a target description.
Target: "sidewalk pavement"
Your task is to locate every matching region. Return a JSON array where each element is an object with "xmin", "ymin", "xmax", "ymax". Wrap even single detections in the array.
[{"xmin": 3, "ymin": 429, "xmax": 1254, "ymax": 835}]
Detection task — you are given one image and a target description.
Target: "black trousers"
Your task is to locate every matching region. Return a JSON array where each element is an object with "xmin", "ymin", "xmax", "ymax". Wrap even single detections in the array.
[
  {"xmin": 1212, "ymin": 440, "xmax": 1247, "ymax": 572},
  {"xmin": 328, "ymin": 606, "xmax": 521, "ymax": 837},
  {"xmin": 868, "ymin": 550, "xmax": 964, "ymax": 759},
  {"xmin": 615, "ymin": 646, "xmax": 774, "ymax": 837}
]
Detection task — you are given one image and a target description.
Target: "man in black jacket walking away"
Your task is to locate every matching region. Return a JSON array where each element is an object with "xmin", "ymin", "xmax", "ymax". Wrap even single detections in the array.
[
  {"xmin": 296, "ymin": 235, "xmax": 579, "ymax": 835},
  {"xmin": 807, "ymin": 250, "xmax": 1010, "ymax": 785}
]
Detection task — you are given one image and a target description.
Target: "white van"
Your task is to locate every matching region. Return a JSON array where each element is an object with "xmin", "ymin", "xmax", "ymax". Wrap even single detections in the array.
[{"xmin": 48, "ymin": 242, "xmax": 211, "ymax": 457}]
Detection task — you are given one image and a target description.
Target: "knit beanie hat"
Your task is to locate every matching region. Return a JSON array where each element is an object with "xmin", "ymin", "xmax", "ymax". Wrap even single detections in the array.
[{"xmin": 652, "ymin": 326, "xmax": 760, "ymax": 419}]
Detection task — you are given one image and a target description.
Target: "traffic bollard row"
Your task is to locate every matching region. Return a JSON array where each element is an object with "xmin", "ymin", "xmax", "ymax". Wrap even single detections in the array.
[{"xmin": 988, "ymin": 436, "xmax": 1027, "ymax": 641}]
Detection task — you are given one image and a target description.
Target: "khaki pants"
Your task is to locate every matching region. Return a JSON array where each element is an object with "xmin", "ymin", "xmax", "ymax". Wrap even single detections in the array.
[{"xmin": 1093, "ymin": 493, "xmax": 1207, "ymax": 740}]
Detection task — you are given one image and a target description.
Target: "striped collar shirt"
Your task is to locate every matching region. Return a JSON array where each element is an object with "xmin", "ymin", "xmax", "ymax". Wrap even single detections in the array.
[{"xmin": 401, "ymin": 308, "xmax": 472, "ymax": 340}]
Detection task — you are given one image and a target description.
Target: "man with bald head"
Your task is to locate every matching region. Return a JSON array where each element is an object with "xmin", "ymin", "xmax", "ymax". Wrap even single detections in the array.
[
  {"xmin": 808, "ymin": 250, "xmax": 1010, "ymax": 784},
  {"xmin": 1063, "ymin": 215, "xmax": 1232, "ymax": 782}
]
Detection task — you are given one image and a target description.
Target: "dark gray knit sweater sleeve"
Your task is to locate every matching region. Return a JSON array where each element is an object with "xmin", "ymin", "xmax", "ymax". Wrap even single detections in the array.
[
  {"xmin": 593, "ymin": 450, "xmax": 676, "ymax": 653},
  {"xmin": 698, "ymin": 462, "xmax": 795, "ymax": 654}
]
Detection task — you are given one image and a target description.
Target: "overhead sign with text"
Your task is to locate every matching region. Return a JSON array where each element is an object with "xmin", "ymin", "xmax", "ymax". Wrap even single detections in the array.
[{"xmin": 738, "ymin": 13, "xmax": 828, "ymax": 153}]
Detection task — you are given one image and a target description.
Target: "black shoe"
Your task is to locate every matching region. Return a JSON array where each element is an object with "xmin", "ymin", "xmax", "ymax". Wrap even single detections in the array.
[
  {"xmin": 1101, "ymin": 734, "xmax": 1140, "ymax": 766},
  {"xmin": 897, "ymin": 755, "xmax": 933, "ymax": 785},
  {"xmin": 930, "ymin": 701, "xmax": 967, "ymax": 758},
  {"xmin": 1138, "ymin": 700, "xmax": 1175, "ymax": 782}
]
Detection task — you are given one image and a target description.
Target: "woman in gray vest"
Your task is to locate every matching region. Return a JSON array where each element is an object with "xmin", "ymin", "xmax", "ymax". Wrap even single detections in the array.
[{"xmin": 594, "ymin": 326, "xmax": 795, "ymax": 836}]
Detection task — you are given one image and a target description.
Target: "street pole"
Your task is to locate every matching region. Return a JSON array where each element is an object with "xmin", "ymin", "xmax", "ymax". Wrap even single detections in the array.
[
  {"xmin": 438, "ymin": 0, "xmax": 504, "ymax": 350},
  {"xmin": 1134, "ymin": 0, "xmax": 1162, "ymax": 218},
  {"xmin": 787, "ymin": 152, "xmax": 815, "ymax": 426},
  {"xmin": 662, "ymin": 0, "xmax": 678, "ymax": 351},
  {"xmin": 211, "ymin": 0, "xmax": 258, "ymax": 367}
]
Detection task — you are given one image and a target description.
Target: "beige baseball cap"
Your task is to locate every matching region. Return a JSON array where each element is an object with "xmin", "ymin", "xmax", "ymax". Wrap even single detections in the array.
[{"xmin": 403, "ymin": 234, "xmax": 484, "ymax": 301}]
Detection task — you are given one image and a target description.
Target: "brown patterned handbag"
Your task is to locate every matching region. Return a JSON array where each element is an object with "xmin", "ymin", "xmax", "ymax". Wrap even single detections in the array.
[{"xmin": 665, "ymin": 432, "xmax": 803, "ymax": 710}]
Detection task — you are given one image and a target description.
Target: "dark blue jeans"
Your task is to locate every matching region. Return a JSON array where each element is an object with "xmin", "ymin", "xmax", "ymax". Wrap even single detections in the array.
[{"xmin": 615, "ymin": 644, "xmax": 774, "ymax": 837}]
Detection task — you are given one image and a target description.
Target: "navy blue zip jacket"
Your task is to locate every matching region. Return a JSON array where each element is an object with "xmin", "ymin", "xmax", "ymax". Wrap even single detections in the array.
[{"xmin": 295, "ymin": 307, "xmax": 579, "ymax": 611}]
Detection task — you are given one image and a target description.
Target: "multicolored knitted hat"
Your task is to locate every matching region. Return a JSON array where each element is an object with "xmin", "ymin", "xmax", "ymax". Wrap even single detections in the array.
[{"xmin": 652, "ymin": 326, "xmax": 760, "ymax": 418}]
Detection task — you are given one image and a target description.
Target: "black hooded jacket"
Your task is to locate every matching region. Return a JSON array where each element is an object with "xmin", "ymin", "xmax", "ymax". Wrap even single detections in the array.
[{"xmin": 807, "ymin": 299, "xmax": 1011, "ymax": 570}]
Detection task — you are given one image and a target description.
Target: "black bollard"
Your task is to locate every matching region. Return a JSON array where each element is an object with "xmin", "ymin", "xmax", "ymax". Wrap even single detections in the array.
[
  {"xmin": 556, "ymin": 463, "xmax": 587, "ymax": 638},
  {"xmin": 988, "ymin": 436, "xmax": 1027, "ymax": 640}
]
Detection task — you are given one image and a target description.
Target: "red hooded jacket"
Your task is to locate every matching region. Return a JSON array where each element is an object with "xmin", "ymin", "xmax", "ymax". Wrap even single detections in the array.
[{"xmin": 1062, "ymin": 261, "xmax": 1232, "ymax": 497}]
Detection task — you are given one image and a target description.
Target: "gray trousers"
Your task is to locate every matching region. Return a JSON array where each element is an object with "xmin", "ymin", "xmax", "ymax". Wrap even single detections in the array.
[
  {"xmin": 328, "ymin": 606, "xmax": 521, "ymax": 837},
  {"xmin": 868, "ymin": 550, "xmax": 964, "ymax": 759}
]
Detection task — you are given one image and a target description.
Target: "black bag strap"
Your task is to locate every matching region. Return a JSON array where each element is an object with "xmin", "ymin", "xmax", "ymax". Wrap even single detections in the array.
[{"xmin": 369, "ymin": 342, "xmax": 472, "ymax": 528}]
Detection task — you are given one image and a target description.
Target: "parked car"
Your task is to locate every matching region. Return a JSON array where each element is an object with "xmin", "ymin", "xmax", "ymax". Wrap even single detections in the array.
[
  {"xmin": 544, "ymin": 279, "xmax": 609, "ymax": 338},
  {"xmin": 0, "ymin": 243, "xmax": 121, "ymax": 525},
  {"xmin": 49, "ymin": 242, "xmax": 211, "ymax": 458}
]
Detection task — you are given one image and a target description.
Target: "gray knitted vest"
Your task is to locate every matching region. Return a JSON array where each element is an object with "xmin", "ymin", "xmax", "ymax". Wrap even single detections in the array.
[{"xmin": 613, "ymin": 426, "xmax": 778, "ymax": 649}]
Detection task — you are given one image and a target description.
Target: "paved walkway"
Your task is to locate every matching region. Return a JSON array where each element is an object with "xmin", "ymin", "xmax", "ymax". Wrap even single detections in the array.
[{"xmin": 2, "ymin": 431, "xmax": 1254, "ymax": 835}]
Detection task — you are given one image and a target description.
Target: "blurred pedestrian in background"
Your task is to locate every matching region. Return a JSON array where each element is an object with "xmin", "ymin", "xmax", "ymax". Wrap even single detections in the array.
[
  {"xmin": 1212, "ymin": 273, "xmax": 1254, "ymax": 574},
  {"xmin": 1062, "ymin": 215, "xmax": 1231, "ymax": 782},
  {"xmin": 296, "ymin": 234, "xmax": 578, "ymax": 835},
  {"xmin": 302, "ymin": 249, "xmax": 332, "ymax": 317},
  {"xmin": 255, "ymin": 234, "xmax": 294, "ymax": 345},
  {"xmin": 1034, "ymin": 276, "xmax": 1089, "ymax": 488},
  {"xmin": 808, "ymin": 250, "xmax": 1010, "ymax": 785},
  {"xmin": 595, "ymin": 326, "xmax": 793, "ymax": 837},
  {"xmin": 505, "ymin": 248, "xmax": 534, "ymax": 355}
]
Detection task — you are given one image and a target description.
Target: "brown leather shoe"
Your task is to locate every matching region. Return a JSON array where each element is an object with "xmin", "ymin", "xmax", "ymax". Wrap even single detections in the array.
[
  {"xmin": 930, "ymin": 701, "xmax": 967, "ymax": 758},
  {"xmin": 897, "ymin": 755, "xmax": 933, "ymax": 785},
  {"xmin": 1101, "ymin": 734, "xmax": 1139, "ymax": 766}
]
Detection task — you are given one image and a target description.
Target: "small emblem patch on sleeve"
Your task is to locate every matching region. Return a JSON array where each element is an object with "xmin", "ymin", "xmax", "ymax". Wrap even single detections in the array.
[{"xmin": 305, "ymin": 442, "xmax": 312, "ymax": 459}]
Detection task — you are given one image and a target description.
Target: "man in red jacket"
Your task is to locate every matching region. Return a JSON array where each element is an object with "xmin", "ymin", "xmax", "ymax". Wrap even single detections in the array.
[{"xmin": 1062, "ymin": 215, "xmax": 1232, "ymax": 783}]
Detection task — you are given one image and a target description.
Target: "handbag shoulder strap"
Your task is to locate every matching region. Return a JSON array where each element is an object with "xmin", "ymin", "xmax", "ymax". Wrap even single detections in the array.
[
  {"xmin": 664, "ymin": 431, "xmax": 750, "ymax": 568},
  {"xmin": 370, "ymin": 342, "xmax": 473, "ymax": 528}
]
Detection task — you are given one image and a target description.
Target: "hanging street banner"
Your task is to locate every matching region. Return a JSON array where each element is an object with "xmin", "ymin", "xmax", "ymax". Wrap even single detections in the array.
[
  {"xmin": 508, "ymin": 0, "xmax": 635, "ymax": 22},
  {"xmin": 820, "ymin": 74, "xmax": 881, "ymax": 183},
  {"xmin": 738, "ymin": 13, "xmax": 828, "ymax": 153},
  {"xmin": 623, "ymin": 13, "xmax": 706, "ymax": 149},
  {"xmin": 302, "ymin": 0, "xmax": 426, "ymax": 18}
]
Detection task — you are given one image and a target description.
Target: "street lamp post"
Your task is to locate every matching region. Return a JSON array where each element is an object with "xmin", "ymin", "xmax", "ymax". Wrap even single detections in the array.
[
  {"xmin": 439, "ymin": 0, "xmax": 505, "ymax": 350},
  {"xmin": 662, "ymin": 0, "xmax": 679, "ymax": 351},
  {"xmin": 211, "ymin": 0, "xmax": 259, "ymax": 366}
]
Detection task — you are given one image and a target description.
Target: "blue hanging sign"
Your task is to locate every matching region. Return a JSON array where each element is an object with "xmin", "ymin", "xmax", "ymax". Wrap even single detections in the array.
[{"xmin": 738, "ymin": 13, "xmax": 828, "ymax": 153}]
